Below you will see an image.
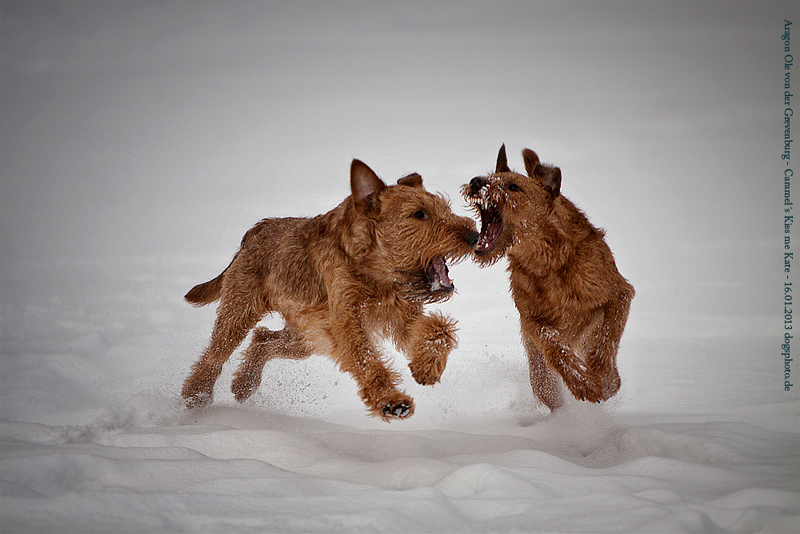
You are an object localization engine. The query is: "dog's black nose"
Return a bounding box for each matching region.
[465,231,480,247]
[470,177,486,193]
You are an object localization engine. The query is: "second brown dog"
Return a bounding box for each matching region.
[182,159,479,421]
[463,145,634,411]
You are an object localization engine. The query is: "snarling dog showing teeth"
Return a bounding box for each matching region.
[465,177,506,257]
[183,159,479,421]
[462,145,635,412]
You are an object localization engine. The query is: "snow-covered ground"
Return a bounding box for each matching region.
[1,2,797,533]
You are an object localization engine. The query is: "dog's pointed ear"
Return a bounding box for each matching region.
[351,159,386,213]
[397,173,423,188]
[522,149,540,178]
[495,144,510,173]
[540,166,562,199]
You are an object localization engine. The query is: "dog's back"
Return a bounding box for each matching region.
[184,217,309,307]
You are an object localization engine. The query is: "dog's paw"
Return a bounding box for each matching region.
[371,394,415,421]
[184,390,213,410]
[600,371,621,401]
[382,401,413,419]
[231,376,258,403]
[231,365,263,403]
[564,372,606,403]
[407,312,457,385]
[182,377,214,409]
[548,344,606,403]
[556,358,604,403]
[409,351,448,385]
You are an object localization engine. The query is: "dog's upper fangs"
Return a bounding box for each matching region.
[469,196,503,254]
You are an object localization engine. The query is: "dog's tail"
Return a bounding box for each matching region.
[184,272,224,306]
[184,253,239,306]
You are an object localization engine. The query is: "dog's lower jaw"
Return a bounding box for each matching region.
[475,217,503,254]
[396,257,457,304]
[426,255,452,292]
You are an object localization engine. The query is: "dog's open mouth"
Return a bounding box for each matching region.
[398,256,455,303]
[469,195,504,254]
[426,255,453,293]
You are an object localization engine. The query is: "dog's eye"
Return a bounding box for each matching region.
[508,183,521,192]
[412,210,428,220]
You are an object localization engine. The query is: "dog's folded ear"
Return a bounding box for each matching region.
[540,166,562,199]
[495,144,511,173]
[397,173,423,188]
[351,159,387,213]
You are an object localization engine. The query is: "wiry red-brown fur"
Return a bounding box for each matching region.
[182,159,478,421]
[462,145,634,411]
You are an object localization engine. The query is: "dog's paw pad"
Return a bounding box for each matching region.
[382,402,411,418]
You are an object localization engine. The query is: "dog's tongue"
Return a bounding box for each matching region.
[427,256,452,292]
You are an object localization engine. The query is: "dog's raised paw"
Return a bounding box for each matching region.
[408,350,448,386]
[382,401,412,419]
[410,368,438,386]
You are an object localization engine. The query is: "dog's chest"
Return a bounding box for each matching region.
[507,261,588,324]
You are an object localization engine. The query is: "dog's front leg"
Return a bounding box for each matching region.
[523,335,564,411]
[584,291,633,401]
[330,311,414,421]
[530,323,605,404]
[403,312,458,386]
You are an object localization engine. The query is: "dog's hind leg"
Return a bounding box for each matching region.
[182,298,262,408]
[231,326,312,402]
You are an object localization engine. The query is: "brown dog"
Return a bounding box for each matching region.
[462,145,634,411]
[182,159,479,420]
